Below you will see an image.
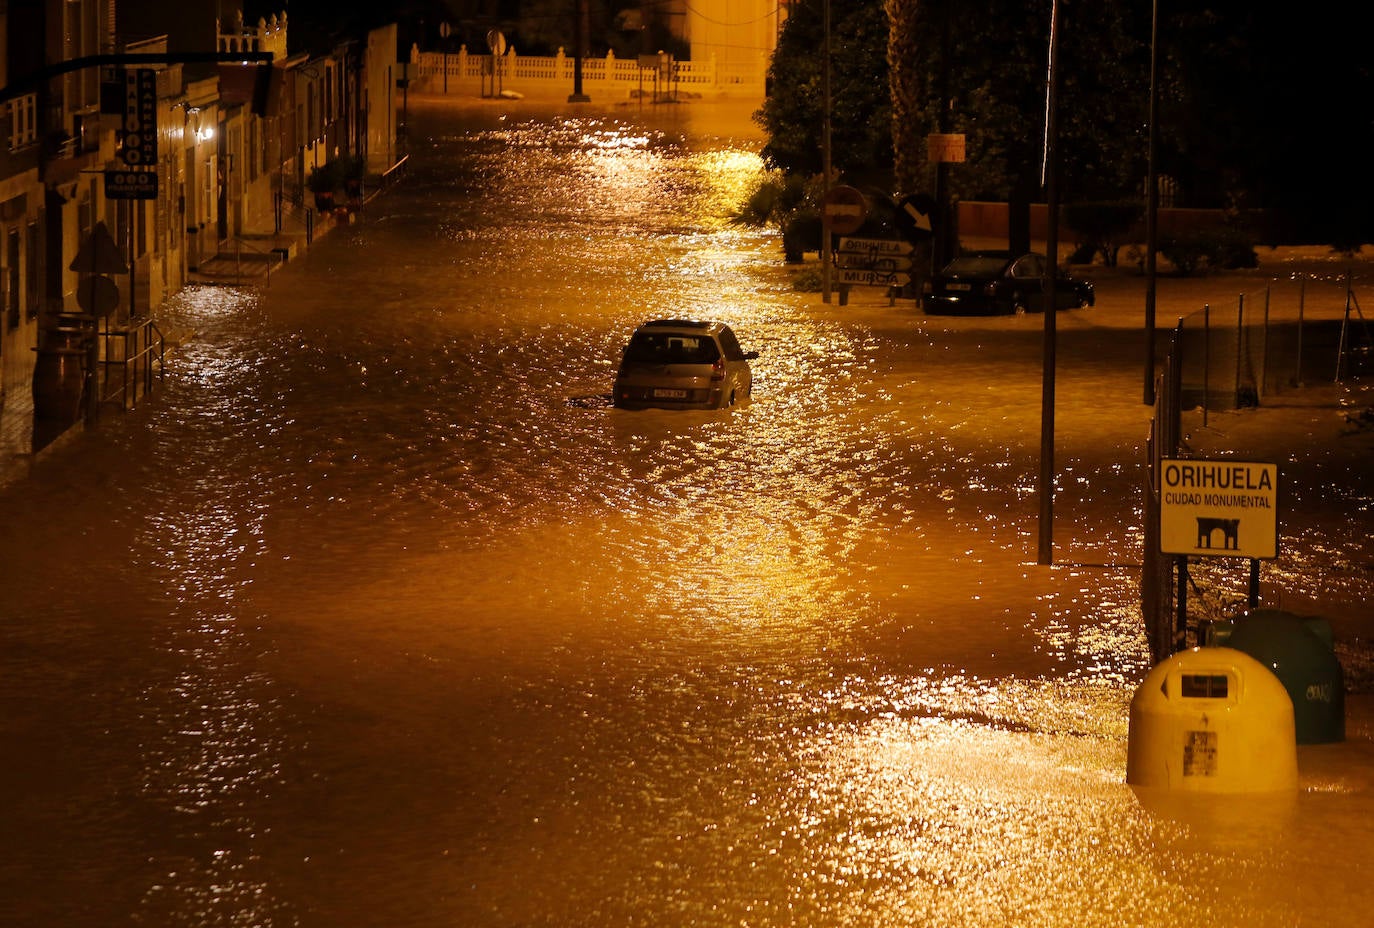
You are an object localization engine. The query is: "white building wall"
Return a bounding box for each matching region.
[685,0,779,92]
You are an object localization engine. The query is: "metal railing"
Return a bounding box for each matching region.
[98,316,166,411]
[1176,271,1371,425]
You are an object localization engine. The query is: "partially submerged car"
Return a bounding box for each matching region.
[613,319,757,410]
[922,251,1094,315]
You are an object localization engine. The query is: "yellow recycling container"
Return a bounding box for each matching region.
[1127,647,1296,793]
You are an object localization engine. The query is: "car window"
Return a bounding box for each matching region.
[1011,255,1043,279]
[717,327,745,361]
[624,332,721,364]
[944,256,1010,276]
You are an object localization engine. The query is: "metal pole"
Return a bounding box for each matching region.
[1143,0,1160,404]
[821,0,832,303]
[1260,287,1270,400]
[1296,275,1306,386]
[569,1,590,102]
[1176,555,1189,653]
[1037,0,1061,566]
[1202,304,1210,429]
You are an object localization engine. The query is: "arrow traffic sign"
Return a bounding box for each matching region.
[836,268,910,288]
[837,236,914,256]
[835,253,913,273]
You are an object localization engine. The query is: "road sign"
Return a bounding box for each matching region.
[836,254,912,272]
[897,194,935,240]
[836,268,910,288]
[823,185,867,235]
[77,275,120,317]
[1159,459,1280,559]
[836,237,914,285]
[837,236,914,256]
[70,222,129,274]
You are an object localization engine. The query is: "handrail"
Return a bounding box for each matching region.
[97,315,166,410]
[221,235,280,286]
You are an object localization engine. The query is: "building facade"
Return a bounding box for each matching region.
[0,1,397,440]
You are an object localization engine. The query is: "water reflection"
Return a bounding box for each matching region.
[1,100,1371,928]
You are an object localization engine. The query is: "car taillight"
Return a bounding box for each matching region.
[711,358,725,382]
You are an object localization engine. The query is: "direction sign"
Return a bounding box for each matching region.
[836,268,910,288]
[836,237,915,284]
[836,254,912,273]
[1159,459,1280,559]
[897,194,935,240]
[837,236,914,256]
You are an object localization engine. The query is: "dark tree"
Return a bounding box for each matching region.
[754,0,893,185]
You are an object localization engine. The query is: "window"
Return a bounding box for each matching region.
[26,223,39,321]
[5,229,18,330]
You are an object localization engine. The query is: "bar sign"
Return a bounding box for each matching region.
[119,69,158,166]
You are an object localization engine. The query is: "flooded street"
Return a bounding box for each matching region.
[2,98,1372,927]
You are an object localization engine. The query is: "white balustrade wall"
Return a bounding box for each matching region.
[406,45,766,98]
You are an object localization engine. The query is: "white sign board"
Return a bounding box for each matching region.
[836,268,910,288]
[1159,459,1279,559]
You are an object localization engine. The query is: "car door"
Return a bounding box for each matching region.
[1008,254,1047,311]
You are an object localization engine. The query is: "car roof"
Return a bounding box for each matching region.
[635,319,724,334]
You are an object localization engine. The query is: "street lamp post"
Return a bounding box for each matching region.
[1144,0,1161,404]
[821,0,833,303]
[1037,0,1062,566]
[569,0,591,102]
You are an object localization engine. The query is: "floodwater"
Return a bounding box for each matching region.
[2,97,1372,927]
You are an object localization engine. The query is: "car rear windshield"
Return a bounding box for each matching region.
[943,255,1010,276]
[624,332,721,364]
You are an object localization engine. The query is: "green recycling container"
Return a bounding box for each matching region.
[1222,609,1345,744]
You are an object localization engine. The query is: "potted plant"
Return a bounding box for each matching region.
[340,154,366,202]
[307,160,341,211]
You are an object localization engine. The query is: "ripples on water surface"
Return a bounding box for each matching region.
[1,99,1371,927]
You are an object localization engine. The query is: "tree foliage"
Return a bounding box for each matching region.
[754,1,893,184]
[755,0,1372,247]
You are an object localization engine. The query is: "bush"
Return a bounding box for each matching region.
[1064,201,1143,267]
[791,267,823,291]
[1158,228,1259,276]
[781,211,822,263]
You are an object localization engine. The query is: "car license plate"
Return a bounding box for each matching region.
[948,283,971,291]
[653,388,687,398]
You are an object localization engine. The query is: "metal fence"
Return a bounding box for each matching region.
[1141,270,1371,661]
[1176,272,1372,424]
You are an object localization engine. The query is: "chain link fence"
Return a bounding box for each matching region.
[1142,270,1371,663]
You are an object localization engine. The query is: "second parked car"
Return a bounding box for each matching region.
[922,251,1094,315]
[613,319,757,410]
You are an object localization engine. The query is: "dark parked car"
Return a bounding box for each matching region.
[922,251,1094,315]
[613,319,758,410]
